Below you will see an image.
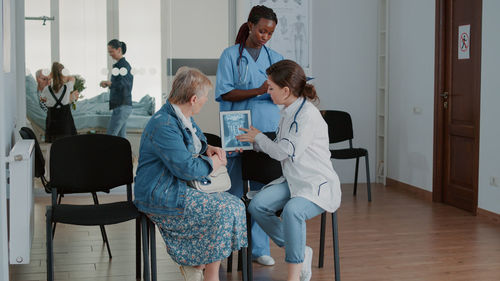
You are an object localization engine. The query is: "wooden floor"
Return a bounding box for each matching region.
[10,183,500,281]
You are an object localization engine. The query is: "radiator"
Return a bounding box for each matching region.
[8,139,35,264]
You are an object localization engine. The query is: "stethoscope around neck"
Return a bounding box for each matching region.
[237,45,272,84]
[275,98,307,162]
[288,98,307,134]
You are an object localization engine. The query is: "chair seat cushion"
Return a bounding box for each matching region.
[52,201,140,226]
[330,148,367,159]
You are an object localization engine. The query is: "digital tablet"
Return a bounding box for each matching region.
[220,110,253,151]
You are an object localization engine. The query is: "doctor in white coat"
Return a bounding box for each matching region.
[237,60,341,281]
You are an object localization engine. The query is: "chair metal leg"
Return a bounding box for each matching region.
[237,249,243,271]
[241,247,248,281]
[51,223,57,239]
[100,225,112,258]
[149,218,157,281]
[136,218,142,280]
[91,193,103,244]
[353,157,360,196]
[46,207,54,281]
[244,197,253,281]
[92,192,113,258]
[141,216,151,281]
[332,212,340,281]
[318,212,326,268]
[51,194,63,239]
[364,153,372,202]
[227,252,233,272]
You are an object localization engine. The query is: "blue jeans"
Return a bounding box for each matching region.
[107,105,132,138]
[227,156,271,259]
[248,181,324,264]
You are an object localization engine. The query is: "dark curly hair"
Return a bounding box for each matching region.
[235,6,277,65]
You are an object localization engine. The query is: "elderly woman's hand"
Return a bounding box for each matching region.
[206,145,226,163]
[209,153,227,173]
[236,126,261,143]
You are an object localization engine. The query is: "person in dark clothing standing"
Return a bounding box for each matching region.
[100,39,134,138]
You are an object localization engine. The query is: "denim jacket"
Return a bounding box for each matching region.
[134,101,213,215]
[109,57,133,110]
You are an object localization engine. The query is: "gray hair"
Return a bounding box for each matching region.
[35,69,42,78]
[168,67,212,104]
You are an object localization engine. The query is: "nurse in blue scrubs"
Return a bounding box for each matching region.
[215,5,283,266]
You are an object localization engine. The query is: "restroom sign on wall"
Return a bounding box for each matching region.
[458,24,470,60]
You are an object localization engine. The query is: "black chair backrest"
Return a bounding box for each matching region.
[204,132,222,147]
[49,134,133,194]
[241,150,282,184]
[19,127,46,179]
[321,110,354,144]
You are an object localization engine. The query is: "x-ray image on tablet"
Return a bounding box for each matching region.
[220,110,253,151]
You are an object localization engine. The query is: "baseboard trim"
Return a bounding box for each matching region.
[477,208,500,223]
[386,179,500,222]
[386,177,433,201]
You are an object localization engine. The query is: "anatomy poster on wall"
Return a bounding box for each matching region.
[247,0,310,72]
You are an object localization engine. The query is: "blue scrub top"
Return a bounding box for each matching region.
[215,44,283,133]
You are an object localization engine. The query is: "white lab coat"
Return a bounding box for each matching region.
[254,97,341,213]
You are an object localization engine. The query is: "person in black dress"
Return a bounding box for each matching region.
[40,62,79,143]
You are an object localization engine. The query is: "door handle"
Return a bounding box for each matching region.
[440,92,449,109]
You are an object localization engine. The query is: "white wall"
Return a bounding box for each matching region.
[312,0,378,183]
[478,0,500,214]
[164,0,229,136]
[387,0,435,191]
[1,0,24,278]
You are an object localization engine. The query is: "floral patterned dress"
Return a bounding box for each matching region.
[149,188,248,266]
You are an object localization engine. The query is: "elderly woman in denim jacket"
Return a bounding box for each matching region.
[134,67,247,281]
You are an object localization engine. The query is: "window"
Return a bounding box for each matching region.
[25,0,51,77]
[59,0,107,100]
[119,0,161,110]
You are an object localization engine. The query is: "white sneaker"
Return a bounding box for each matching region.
[179,265,203,281]
[254,255,276,266]
[300,246,313,281]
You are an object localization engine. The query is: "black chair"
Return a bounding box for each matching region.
[318,211,341,281]
[321,110,372,201]
[45,134,149,281]
[142,216,157,281]
[19,127,113,257]
[204,132,222,148]
[238,148,283,281]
